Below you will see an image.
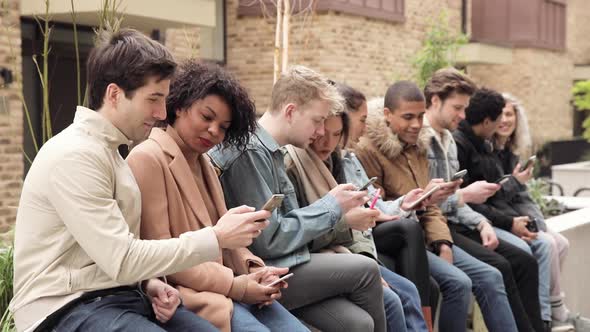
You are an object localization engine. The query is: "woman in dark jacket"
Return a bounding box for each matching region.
[453,88,550,330]
[493,93,575,326]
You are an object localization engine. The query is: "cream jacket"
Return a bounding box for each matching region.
[10,107,221,331]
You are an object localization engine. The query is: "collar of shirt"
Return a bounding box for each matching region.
[74,106,132,149]
[255,125,281,153]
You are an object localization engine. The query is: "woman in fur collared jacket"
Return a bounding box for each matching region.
[493,93,575,326]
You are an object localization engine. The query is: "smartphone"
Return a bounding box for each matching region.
[520,155,537,172]
[526,218,539,233]
[358,177,378,191]
[406,185,441,210]
[495,174,512,185]
[261,194,285,212]
[450,169,468,181]
[266,273,294,287]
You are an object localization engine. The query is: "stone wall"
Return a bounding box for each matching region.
[0,0,23,237]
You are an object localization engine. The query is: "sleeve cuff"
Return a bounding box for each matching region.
[179,226,222,264]
[227,275,249,301]
[319,193,344,227]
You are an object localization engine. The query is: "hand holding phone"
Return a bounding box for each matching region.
[406,185,441,210]
[520,155,537,172]
[266,273,294,287]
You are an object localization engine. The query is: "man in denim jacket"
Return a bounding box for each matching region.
[209,66,387,332]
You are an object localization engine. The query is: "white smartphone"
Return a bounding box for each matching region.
[450,169,468,181]
[495,174,512,185]
[261,194,285,212]
[266,273,294,287]
[520,155,537,172]
[406,185,441,210]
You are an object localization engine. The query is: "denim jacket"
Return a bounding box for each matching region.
[423,118,486,230]
[208,126,343,268]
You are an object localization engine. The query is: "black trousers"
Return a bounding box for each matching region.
[450,223,544,332]
[372,219,433,307]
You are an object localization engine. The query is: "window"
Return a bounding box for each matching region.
[238,0,405,22]
[470,0,566,51]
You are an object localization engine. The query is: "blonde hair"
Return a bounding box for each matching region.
[270,65,344,114]
[497,93,532,156]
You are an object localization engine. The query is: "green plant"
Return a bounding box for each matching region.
[572,80,590,142]
[527,178,566,217]
[0,246,14,332]
[412,12,468,88]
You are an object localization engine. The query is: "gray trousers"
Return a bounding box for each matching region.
[279,253,386,332]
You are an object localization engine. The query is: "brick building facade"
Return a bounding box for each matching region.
[0,0,23,235]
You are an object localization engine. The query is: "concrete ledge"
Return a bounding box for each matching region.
[20,0,216,30]
[546,208,590,316]
[456,43,513,65]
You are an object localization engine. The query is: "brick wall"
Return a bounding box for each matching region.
[567,0,590,65]
[226,0,463,112]
[467,48,574,149]
[0,0,23,237]
[165,27,200,62]
[224,0,588,148]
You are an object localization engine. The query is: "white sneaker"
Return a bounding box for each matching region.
[572,314,590,332]
[553,313,590,332]
[551,322,574,332]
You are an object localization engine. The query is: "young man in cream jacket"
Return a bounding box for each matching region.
[9,29,270,332]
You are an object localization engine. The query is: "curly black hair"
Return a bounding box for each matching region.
[165,60,257,151]
[465,88,505,125]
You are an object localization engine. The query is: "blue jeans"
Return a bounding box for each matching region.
[379,266,428,332]
[53,289,218,331]
[495,227,552,321]
[232,301,309,332]
[428,245,517,332]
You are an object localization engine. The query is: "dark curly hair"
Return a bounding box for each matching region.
[465,88,505,125]
[165,60,257,151]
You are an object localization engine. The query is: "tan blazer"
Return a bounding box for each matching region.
[127,127,264,332]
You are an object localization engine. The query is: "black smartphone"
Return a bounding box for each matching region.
[450,169,468,181]
[526,218,539,233]
[358,177,378,191]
